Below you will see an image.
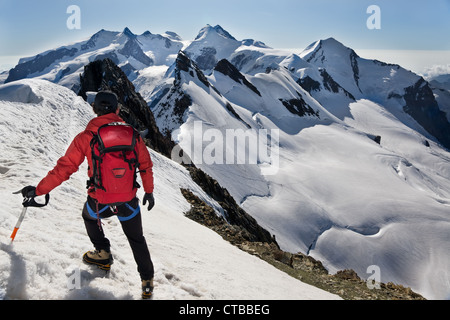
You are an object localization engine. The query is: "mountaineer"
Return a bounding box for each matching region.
[20,91,156,299]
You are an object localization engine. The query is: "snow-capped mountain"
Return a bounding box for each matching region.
[300,38,450,150]
[2,25,450,300]
[182,24,270,72]
[4,27,185,92]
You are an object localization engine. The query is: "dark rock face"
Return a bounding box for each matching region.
[297,76,321,93]
[181,170,276,245]
[319,69,355,100]
[230,51,264,71]
[214,59,261,96]
[118,39,153,67]
[150,86,192,136]
[279,96,320,118]
[151,51,227,134]
[403,78,450,150]
[225,102,251,128]
[195,47,218,71]
[296,70,355,102]
[150,52,196,134]
[78,58,173,157]
[176,51,211,89]
[349,51,361,93]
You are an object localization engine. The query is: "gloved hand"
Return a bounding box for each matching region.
[143,193,155,211]
[21,186,37,198]
[16,186,50,208]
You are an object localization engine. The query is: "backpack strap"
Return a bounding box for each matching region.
[88,133,106,192]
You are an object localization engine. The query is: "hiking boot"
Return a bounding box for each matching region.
[83,249,113,271]
[142,279,154,299]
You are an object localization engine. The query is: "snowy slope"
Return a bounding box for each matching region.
[242,100,450,299]
[149,47,450,300]
[0,79,339,300]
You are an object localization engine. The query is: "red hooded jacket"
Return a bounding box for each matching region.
[36,113,154,198]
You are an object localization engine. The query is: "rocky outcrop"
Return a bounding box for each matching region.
[237,242,426,300]
[150,51,225,135]
[279,96,320,118]
[319,68,356,100]
[297,76,321,93]
[403,77,450,150]
[195,47,218,71]
[175,51,211,89]
[183,169,276,245]
[182,188,258,245]
[149,53,196,135]
[214,59,261,96]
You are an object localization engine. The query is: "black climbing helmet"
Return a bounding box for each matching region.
[93,91,118,115]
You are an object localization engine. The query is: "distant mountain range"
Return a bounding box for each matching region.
[4,25,449,150]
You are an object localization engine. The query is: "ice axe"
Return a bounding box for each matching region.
[10,188,50,243]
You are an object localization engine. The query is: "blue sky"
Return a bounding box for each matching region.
[0,0,449,73]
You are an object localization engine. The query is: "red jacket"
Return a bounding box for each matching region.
[36,113,154,198]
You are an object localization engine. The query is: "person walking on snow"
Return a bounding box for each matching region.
[20,91,156,299]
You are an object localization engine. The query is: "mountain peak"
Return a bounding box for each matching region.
[164,31,182,41]
[320,38,358,56]
[122,27,137,39]
[301,37,359,63]
[320,37,343,46]
[195,24,236,41]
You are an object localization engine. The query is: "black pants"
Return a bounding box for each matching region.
[82,196,154,280]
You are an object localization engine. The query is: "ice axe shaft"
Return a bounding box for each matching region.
[10,188,49,243]
[10,206,27,243]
